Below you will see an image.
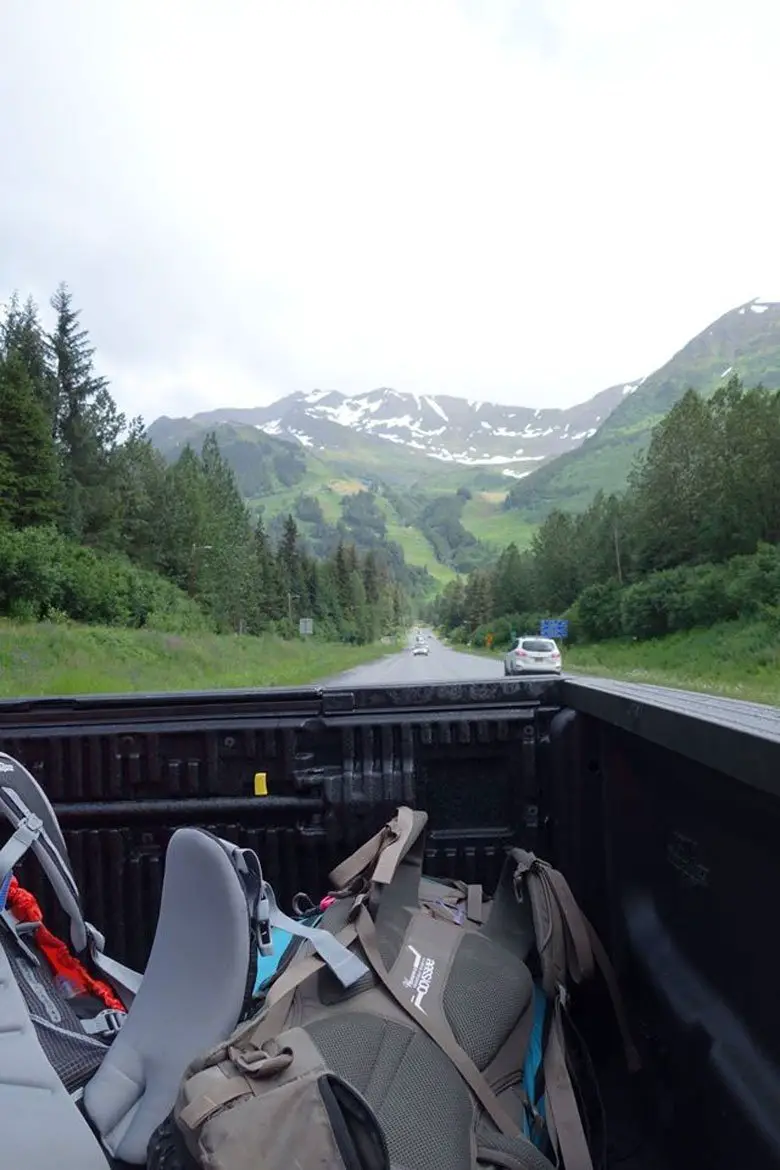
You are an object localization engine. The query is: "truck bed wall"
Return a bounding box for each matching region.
[1,678,779,1169]
[552,694,780,1170]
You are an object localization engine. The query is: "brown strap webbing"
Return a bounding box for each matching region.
[371,807,427,886]
[420,884,484,926]
[466,883,485,924]
[328,826,393,892]
[544,867,594,984]
[582,916,641,1072]
[543,997,595,1170]
[328,807,427,893]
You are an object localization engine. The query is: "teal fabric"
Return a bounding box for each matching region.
[253,913,322,996]
[523,983,548,1142]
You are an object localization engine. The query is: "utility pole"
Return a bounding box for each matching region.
[613,524,623,585]
[190,544,213,596]
[287,591,298,623]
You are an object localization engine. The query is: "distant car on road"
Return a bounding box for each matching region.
[412,635,429,656]
[504,636,561,675]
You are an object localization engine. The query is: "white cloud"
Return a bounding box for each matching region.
[1,0,779,425]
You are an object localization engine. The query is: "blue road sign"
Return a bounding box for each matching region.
[540,619,568,639]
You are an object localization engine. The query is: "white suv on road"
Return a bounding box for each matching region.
[504,636,561,675]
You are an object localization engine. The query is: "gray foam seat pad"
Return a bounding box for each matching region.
[83,827,252,1165]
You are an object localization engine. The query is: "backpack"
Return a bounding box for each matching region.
[0,749,341,1168]
[170,806,640,1170]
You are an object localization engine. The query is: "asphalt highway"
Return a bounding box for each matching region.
[325,630,526,686]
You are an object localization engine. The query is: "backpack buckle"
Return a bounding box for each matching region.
[82,1008,127,1040]
[0,909,42,965]
[527,1104,548,1149]
[348,890,369,921]
[254,888,273,957]
[233,849,274,958]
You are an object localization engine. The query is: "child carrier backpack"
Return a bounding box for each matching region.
[167,806,640,1170]
[0,750,359,1168]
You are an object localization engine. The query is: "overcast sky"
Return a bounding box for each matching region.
[1,0,778,425]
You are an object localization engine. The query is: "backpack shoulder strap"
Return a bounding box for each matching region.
[0,781,87,954]
[327,824,391,892]
[510,849,640,1070]
[543,993,595,1170]
[0,752,72,870]
[0,755,143,1006]
[510,849,593,994]
[499,849,643,1170]
[328,806,428,896]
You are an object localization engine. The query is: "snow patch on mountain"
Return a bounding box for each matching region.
[739,298,780,317]
[426,396,448,422]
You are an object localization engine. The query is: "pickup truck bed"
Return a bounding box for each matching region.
[3,674,779,1169]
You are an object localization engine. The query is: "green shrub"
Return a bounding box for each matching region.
[620,575,676,639]
[725,543,780,615]
[607,545,780,641]
[0,525,208,633]
[576,580,623,641]
[663,564,732,630]
[448,625,470,644]
[0,525,61,613]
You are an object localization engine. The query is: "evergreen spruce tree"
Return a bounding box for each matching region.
[0,351,59,527]
[48,283,125,542]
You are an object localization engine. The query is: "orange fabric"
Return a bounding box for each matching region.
[7,877,125,1012]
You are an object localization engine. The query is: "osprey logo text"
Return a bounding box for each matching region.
[402,944,436,1015]
[0,762,14,772]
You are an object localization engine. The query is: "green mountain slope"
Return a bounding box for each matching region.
[460,492,536,550]
[149,419,320,497]
[150,418,517,584]
[507,299,780,518]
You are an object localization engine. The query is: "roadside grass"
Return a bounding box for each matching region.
[448,618,780,706]
[564,619,780,705]
[0,619,392,698]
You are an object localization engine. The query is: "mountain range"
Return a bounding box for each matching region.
[149,381,631,481]
[147,297,780,583]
